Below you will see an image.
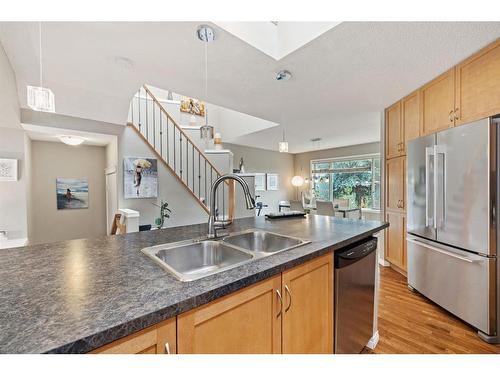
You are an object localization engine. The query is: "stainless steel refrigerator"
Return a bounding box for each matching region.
[406,116,500,343]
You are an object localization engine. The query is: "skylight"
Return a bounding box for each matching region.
[214,22,341,60]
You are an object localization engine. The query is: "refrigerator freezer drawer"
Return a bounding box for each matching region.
[407,236,495,335]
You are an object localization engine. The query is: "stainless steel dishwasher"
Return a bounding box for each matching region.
[334,236,377,353]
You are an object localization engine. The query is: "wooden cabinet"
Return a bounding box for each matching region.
[91,317,176,354]
[386,156,405,212]
[385,101,404,159]
[177,275,282,354]
[421,69,455,135]
[282,253,333,354]
[402,91,420,143]
[385,211,406,271]
[177,252,333,354]
[455,39,500,125]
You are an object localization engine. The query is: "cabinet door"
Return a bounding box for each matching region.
[177,275,282,354]
[91,318,176,354]
[421,69,455,135]
[385,211,406,270]
[386,156,405,212]
[455,40,500,125]
[282,253,333,354]
[385,101,403,159]
[403,91,420,143]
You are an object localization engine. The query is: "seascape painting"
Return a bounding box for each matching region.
[56,178,89,209]
[124,157,158,199]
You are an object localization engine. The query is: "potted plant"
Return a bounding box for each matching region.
[152,200,172,229]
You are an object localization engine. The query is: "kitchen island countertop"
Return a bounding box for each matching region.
[0,215,387,353]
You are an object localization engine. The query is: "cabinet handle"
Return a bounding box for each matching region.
[165,342,171,354]
[449,110,454,122]
[454,108,459,120]
[276,289,283,318]
[284,285,292,312]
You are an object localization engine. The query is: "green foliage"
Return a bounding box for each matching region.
[152,200,172,229]
[312,158,380,209]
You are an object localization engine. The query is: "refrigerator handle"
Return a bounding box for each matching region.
[435,145,446,229]
[425,146,434,227]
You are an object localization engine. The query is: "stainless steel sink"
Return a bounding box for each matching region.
[141,240,254,282]
[223,230,309,254]
[141,229,309,282]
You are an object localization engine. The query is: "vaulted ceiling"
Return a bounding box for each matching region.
[1,22,499,153]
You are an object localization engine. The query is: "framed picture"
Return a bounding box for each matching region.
[124,157,158,199]
[0,158,18,181]
[56,178,89,209]
[254,173,266,191]
[180,97,206,117]
[266,173,279,191]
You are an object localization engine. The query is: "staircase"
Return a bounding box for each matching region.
[127,85,234,220]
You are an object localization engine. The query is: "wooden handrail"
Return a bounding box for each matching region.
[142,84,226,178]
[128,123,210,214]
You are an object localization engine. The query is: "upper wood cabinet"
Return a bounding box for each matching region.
[455,39,500,125]
[177,275,282,354]
[385,211,406,271]
[421,69,455,135]
[385,101,404,159]
[386,156,405,212]
[282,253,333,354]
[91,317,176,354]
[402,91,420,143]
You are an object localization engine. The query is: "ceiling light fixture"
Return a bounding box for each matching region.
[278,129,289,153]
[59,135,85,146]
[197,25,216,147]
[27,22,55,113]
[276,70,292,81]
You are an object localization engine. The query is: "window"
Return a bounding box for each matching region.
[311,155,381,210]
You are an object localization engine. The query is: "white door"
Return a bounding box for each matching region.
[105,167,118,235]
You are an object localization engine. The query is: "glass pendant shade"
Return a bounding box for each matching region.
[27,85,55,113]
[278,140,289,153]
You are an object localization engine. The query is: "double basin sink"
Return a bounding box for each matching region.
[141,229,310,282]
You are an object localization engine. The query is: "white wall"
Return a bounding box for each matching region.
[224,143,294,215]
[30,141,107,244]
[0,42,28,241]
[117,126,208,228]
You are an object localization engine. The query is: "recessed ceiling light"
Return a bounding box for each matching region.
[197,25,216,43]
[59,135,85,146]
[276,70,292,81]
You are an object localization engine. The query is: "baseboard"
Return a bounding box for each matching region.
[378,258,390,267]
[390,263,407,277]
[366,331,379,350]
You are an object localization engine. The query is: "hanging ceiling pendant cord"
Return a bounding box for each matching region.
[39,21,43,88]
[204,40,208,126]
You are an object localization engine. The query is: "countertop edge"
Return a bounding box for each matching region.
[44,224,387,354]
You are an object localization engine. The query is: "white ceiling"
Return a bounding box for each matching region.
[1,22,499,153]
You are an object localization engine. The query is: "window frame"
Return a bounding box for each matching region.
[310,153,381,210]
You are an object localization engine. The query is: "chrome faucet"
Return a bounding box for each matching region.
[207,174,255,238]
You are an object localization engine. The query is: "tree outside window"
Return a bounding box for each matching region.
[311,156,380,210]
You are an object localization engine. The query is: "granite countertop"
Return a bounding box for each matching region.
[0,215,387,354]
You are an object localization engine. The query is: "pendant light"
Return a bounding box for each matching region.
[276,70,291,153]
[27,22,55,113]
[198,25,215,146]
[278,129,289,153]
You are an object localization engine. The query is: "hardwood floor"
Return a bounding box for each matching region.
[369,266,500,354]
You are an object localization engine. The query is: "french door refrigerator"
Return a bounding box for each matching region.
[406,116,500,343]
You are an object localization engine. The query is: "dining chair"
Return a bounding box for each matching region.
[315,200,335,216]
[289,200,304,212]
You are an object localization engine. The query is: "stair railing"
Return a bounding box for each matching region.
[128,85,234,221]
